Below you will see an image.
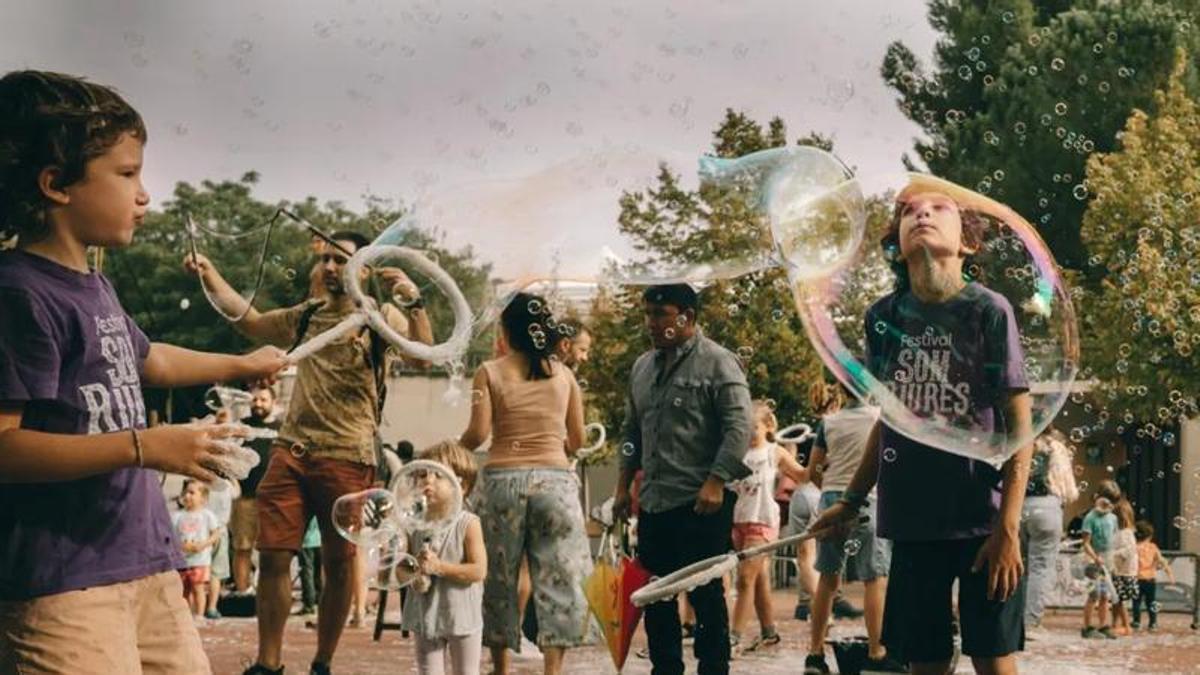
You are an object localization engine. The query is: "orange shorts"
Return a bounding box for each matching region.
[255,445,375,561]
[732,522,778,551]
[178,566,210,597]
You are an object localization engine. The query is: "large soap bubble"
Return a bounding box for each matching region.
[790,171,1079,466]
[389,459,464,534]
[698,146,862,281]
[361,532,422,591]
[331,487,399,547]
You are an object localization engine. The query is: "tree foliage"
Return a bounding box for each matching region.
[884,0,1200,269]
[1077,48,1200,430]
[582,111,862,463]
[107,173,495,370]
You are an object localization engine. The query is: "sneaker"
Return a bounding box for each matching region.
[744,631,781,653]
[203,609,221,620]
[1098,626,1118,639]
[1131,620,1141,630]
[831,597,864,619]
[794,603,811,621]
[1081,626,1099,639]
[296,605,317,616]
[242,665,285,675]
[309,662,331,675]
[862,653,907,673]
[1025,625,1049,642]
[1148,623,1159,633]
[803,654,831,674]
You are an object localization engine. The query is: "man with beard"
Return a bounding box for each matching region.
[614,283,752,675]
[184,231,433,675]
[231,385,279,594]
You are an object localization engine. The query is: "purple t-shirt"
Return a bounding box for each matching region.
[865,282,1028,542]
[0,250,182,600]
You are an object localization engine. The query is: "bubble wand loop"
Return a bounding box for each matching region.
[184,211,284,323]
[630,515,869,607]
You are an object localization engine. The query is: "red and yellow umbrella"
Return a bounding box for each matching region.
[583,523,652,672]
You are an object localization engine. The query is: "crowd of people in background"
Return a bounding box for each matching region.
[0,69,1189,675]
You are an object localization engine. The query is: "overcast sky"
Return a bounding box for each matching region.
[3,0,938,278]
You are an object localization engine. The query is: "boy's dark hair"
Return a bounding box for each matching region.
[0,71,147,243]
[328,230,371,253]
[1135,520,1155,542]
[642,283,699,314]
[396,440,415,462]
[881,196,989,292]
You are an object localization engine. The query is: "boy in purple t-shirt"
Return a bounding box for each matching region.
[811,188,1033,675]
[0,71,285,673]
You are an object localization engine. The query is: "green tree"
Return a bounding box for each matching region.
[107,173,495,370]
[1077,48,1200,429]
[581,112,865,463]
[883,0,1200,268]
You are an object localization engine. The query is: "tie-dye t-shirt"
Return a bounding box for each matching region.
[865,282,1028,542]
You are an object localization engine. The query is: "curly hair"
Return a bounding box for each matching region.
[807,380,845,416]
[880,195,990,292]
[0,70,147,244]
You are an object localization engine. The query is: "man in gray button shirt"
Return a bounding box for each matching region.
[613,283,752,675]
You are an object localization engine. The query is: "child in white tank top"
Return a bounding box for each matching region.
[729,401,809,654]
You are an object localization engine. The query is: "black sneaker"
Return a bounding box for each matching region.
[863,653,907,673]
[309,662,331,675]
[794,603,811,620]
[242,665,284,675]
[1131,620,1141,630]
[803,654,831,674]
[831,597,864,619]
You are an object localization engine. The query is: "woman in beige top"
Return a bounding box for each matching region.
[460,292,592,675]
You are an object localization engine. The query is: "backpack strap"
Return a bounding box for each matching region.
[287,300,326,354]
[364,325,389,423]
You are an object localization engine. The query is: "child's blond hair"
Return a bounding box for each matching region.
[420,440,478,496]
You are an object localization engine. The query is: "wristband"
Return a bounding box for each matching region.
[130,428,145,467]
[396,293,424,310]
[838,489,868,510]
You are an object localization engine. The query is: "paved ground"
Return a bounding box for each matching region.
[200,585,1200,674]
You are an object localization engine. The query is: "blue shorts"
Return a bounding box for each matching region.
[780,482,821,537]
[814,491,890,582]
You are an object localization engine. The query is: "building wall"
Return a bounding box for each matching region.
[1183,417,1200,555]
